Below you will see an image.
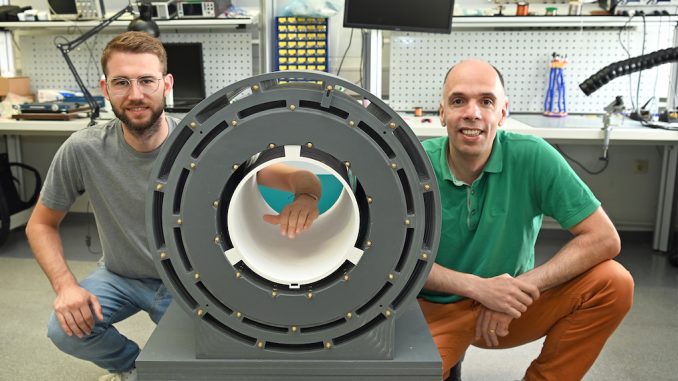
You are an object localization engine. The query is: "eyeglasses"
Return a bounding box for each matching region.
[107,76,164,96]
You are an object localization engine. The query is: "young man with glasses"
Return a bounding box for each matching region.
[26,31,321,381]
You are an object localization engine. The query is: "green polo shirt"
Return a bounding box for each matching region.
[420,130,600,304]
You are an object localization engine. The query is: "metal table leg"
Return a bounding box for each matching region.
[653,144,677,252]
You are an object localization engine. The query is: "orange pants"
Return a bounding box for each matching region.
[418,260,634,381]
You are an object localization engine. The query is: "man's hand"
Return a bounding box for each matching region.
[475,306,513,347]
[263,194,319,238]
[53,284,103,338]
[472,274,540,319]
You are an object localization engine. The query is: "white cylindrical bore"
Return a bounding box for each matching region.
[226,145,362,288]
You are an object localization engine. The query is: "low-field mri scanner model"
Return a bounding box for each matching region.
[141,71,443,380]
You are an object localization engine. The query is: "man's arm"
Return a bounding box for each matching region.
[424,264,540,319]
[476,207,620,347]
[26,200,103,337]
[517,206,620,292]
[258,164,322,238]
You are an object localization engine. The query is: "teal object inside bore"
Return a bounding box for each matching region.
[258,174,344,214]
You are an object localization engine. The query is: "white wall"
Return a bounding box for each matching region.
[10,0,678,229]
[553,144,663,231]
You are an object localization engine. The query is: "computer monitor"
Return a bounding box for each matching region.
[47,0,78,20]
[163,42,206,112]
[343,0,454,34]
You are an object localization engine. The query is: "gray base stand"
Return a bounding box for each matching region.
[137,302,442,381]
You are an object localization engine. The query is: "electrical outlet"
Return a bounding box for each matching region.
[634,159,649,174]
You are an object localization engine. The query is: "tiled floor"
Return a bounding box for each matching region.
[463,231,678,381]
[1,214,676,380]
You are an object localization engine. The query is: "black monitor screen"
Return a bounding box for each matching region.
[163,42,206,102]
[344,0,454,34]
[48,0,77,15]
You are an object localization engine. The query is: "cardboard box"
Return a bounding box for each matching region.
[0,76,31,97]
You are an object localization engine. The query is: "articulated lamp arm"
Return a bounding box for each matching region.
[55,4,161,126]
[55,6,133,126]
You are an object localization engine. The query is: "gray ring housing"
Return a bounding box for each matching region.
[147,71,441,356]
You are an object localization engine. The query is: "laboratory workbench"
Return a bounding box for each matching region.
[2,113,676,251]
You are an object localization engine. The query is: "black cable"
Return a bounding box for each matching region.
[650,15,662,114]
[555,144,609,175]
[336,28,354,78]
[579,47,678,96]
[357,29,364,87]
[53,35,69,47]
[85,34,101,92]
[71,24,101,95]
[10,32,21,53]
[635,14,646,113]
[618,15,636,111]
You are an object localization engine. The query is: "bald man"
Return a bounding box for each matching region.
[417,59,634,381]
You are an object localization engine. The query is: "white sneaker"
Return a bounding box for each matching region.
[98,368,137,381]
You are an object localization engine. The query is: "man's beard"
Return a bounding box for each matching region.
[112,98,165,138]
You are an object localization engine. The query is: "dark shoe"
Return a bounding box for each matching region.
[444,361,462,381]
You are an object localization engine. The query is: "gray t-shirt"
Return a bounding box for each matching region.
[41,116,178,279]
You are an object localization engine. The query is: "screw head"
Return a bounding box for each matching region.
[160,252,167,259]
[190,162,197,169]
[235,271,242,278]
[307,292,313,299]
[289,104,296,111]
[257,341,264,348]
[346,312,353,319]
[212,200,219,208]
[231,120,238,127]
[388,122,396,129]
[344,161,351,168]
[366,240,372,247]
[272,291,278,297]
[252,84,260,91]
[325,342,332,349]
[236,311,242,318]
[194,273,200,280]
[197,308,205,316]
[385,310,392,317]
[306,142,313,148]
[268,143,276,149]
[189,122,197,129]
[291,326,298,332]
[388,273,394,280]
[421,253,429,260]
[177,218,182,225]
[343,274,349,281]
[405,219,411,225]
[348,120,355,127]
[326,85,333,91]
[367,196,373,204]
[232,164,239,170]
[390,163,397,169]
[155,183,164,191]
[424,184,431,191]
[214,236,221,244]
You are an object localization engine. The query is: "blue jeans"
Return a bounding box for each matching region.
[47,265,172,372]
